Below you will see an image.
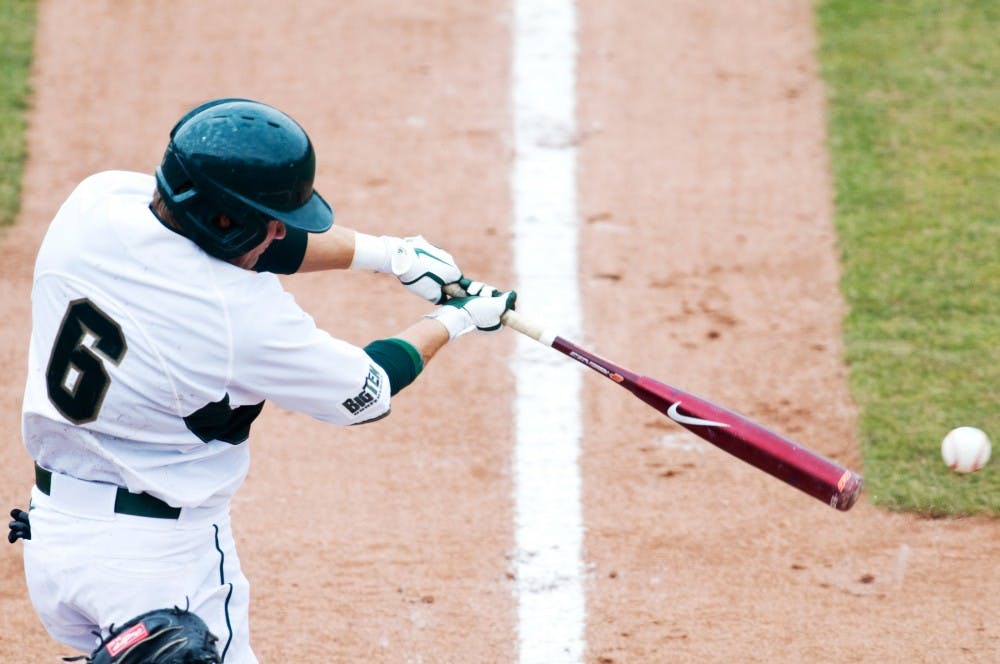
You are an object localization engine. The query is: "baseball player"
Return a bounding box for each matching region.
[10,98,515,662]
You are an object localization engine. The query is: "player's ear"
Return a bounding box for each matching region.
[271,220,287,240]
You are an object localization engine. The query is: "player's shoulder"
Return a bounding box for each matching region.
[71,170,154,201]
[59,170,154,220]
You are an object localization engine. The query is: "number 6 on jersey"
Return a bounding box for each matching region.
[45,298,127,424]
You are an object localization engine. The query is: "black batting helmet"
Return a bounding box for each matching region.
[154,98,333,260]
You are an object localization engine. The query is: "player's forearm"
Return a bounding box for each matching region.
[391,318,451,366]
[362,319,449,398]
[296,229,455,294]
[296,226,422,274]
[295,225,360,272]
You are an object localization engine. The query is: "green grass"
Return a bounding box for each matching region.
[0,0,36,227]
[816,0,999,516]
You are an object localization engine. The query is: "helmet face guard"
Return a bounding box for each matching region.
[155,98,333,260]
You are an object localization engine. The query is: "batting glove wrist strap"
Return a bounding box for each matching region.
[425,304,474,341]
[350,232,397,273]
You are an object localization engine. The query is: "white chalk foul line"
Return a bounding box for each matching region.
[512,2,585,663]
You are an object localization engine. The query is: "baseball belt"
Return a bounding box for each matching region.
[34,463,182,520]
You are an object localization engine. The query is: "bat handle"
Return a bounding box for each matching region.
[500,309,549,343]
[442,283,551,345]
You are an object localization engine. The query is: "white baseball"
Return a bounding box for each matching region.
[941,427,991,474]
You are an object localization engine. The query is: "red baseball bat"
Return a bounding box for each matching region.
[448,285,863,511]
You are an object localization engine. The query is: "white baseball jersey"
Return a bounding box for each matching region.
[23,170,390,508]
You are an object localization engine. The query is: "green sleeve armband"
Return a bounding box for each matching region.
[363,338,424,395]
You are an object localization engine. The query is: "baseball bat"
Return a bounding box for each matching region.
[445,284,863,511]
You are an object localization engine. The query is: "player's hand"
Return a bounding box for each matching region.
[391,236,462,304]
[425,289,517,340]
[446,276,504,299]
[7,508,30,543]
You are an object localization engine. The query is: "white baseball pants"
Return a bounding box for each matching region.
[22,477,256,663]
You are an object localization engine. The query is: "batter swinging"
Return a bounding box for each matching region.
[10,98,514,662]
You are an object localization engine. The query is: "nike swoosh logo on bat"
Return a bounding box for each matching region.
[667,402,729,428]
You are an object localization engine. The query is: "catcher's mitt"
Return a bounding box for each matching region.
[67,606,221,664]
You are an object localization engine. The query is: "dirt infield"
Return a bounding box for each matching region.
[1,1,996,662]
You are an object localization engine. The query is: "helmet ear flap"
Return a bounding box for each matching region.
[155,150,270,260]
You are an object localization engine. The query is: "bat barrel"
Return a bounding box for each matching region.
[630,376,864,511]
[498,318,864,511]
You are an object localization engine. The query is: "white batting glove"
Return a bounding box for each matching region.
[426,290,517,341]
[447,277,504,298]
[391,236,463,304]
[352,233,461,304]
